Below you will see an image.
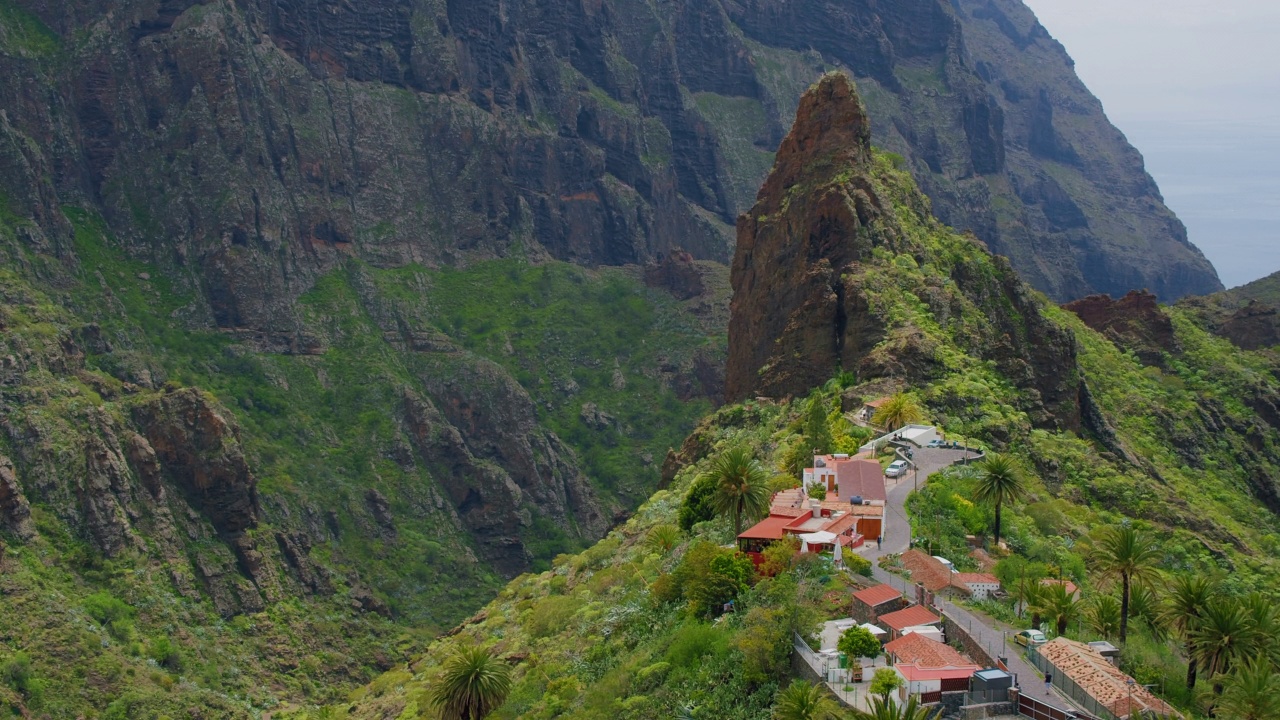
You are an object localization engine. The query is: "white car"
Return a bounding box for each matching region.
[885,460,909,478]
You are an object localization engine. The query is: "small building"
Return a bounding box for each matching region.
[803,454,887,504]
[1041,578,1081,599]
[878,604,942,640]
[862,397,892,423]
[885,632,980,698]
[1038,638,1182,718]
[901,550,954,593]
[852,584,906,624]
[952,572,1001,600]
[969,668,1014,702]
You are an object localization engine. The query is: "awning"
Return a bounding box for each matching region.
[798,531,838,545]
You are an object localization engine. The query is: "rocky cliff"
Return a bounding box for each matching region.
[0,0,1217,340]
[726,73,1079,432]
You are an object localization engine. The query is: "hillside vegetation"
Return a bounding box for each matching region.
[0,205,726,716]
[313,77,1280,720]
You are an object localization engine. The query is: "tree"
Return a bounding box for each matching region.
[838,625,882,662]
[852,696,942,720]
[870,667,904,702]
[1084,595,1122,639]
[804,396,835,455]
[1091,524,1162,643]
[1158,573,1218,691]
[1192,597,1264,696]
[1215,655,1280,720]
[995,556,1047,619]
[773,680,841,720]
[701,447,772,535]
[673,541,756,618]
[645,524,681,554]
[678,473,719,531]
[430,646,513,720]
[971,453,1026,549]
[759,535,801,578]
[871,393,926,431]
[1035,583,1080,637]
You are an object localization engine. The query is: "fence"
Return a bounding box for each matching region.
[1025,645,1118,720]
[1017,692,1088,720]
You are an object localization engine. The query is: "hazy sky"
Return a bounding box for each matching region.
[1021,0,1280,289]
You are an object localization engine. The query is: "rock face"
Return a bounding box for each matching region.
[0,0,1217,336]
[726,73,1079,429]
[1216,302,1280,351]
[1063,291,1179,364]
[0,456,34,540]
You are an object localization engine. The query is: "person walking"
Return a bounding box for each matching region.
[876,534,882,549]
[1044,673,1052,696]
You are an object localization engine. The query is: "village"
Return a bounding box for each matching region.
[733,397,1183,720]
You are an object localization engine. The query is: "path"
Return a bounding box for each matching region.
[848,446,1075,713]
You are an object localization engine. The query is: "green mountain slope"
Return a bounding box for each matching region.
[0,206,726,716]
[321,74,1279,720]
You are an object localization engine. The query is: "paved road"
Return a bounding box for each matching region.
[850,447,1075,713]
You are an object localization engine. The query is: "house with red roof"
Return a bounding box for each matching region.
[884,633,981,698]
[878,604,941,640]
[952,572,1001,600]
[851,584,906,624]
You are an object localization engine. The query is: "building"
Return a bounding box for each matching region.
[878,604,941,640]
[1038,638,1181,718]
[884,632,981,698]
[1041,578,1080,599]
[862,397,892,423]
[851,584,906,624]
[737,488,881,559]
[899,551,1001,599]
[857,424,941,453]
[803,454,887,504]
[951,573,1001,600]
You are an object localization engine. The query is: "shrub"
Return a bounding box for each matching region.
[2,652,44,705]
[83,592,136,641]
[665,622,728,668]
[148,636,183,673]
[525,595,582,638]
[677,475,718,531]
[844,552,873,577]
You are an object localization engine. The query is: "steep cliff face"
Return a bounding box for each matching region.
[727,73,1079,431]
[0,0,1216,339]
[1063,291,1178,365]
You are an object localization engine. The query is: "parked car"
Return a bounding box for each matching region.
[926,439,944,448]
[885,460,909,478]
[1014,629,1047,647]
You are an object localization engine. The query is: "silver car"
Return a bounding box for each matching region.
[885,460,909,478]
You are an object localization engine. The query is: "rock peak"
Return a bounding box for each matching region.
[758,73,873,205]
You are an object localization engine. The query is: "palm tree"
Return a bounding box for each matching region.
[1192,597,1264,696]
[851,696,942,720]
[1127,584,1162,638]
[1091,524,1162,643]
[871,393,926,431]
[1215,654,1280,720]
[430,646,514,720]
[773,680,841,720]
[1035,583,1080,636]
[701,447,771,535]
[1085,595,1122,639]
[971,453,1027,549]
[1158,573,1218,691]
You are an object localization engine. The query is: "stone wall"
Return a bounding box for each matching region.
[940,612,999,668]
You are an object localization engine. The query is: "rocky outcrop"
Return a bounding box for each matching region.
[131,388,259,536]
[1216,302,1280,351]
[644,250,706,300]
[726,74,1080,428]
[0,456,34,540]
[1063,291,1179,365]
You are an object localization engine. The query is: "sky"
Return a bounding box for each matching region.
[1020,0,1280,289]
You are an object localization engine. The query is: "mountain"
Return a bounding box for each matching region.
[323,74,1279,720]
[1175,270,1280,351]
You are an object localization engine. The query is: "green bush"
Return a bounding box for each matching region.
[677,475,718,531]
[83,592,136,641]
[148,636,183,673]
[664,622,728,668]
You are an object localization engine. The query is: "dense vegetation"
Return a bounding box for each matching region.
[0,204,724,717]
[320,140,1280,719]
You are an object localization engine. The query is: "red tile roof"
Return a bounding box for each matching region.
[822,513,859,536]
[737,515,795,540]
[885,632,975,668]
[853,584,903,607]
[865,397,892,408]
[901,550,953,592]
[1039,638,1180,717]
[878,605,941,631]
[835,459,886,502]
[1041,578,1079,595]
[953,573,1000,588]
